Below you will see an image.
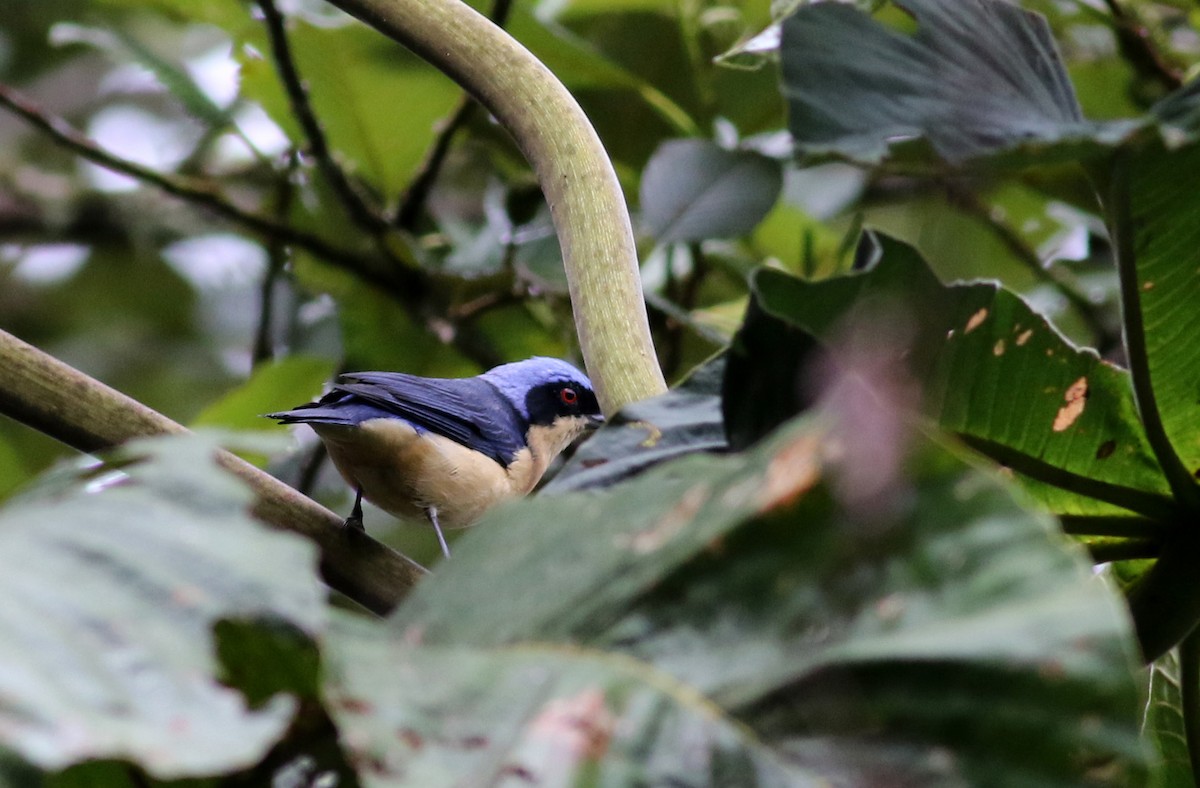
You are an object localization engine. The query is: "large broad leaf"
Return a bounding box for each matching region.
[392,416,1147,784]
[0,435,326,779]
[1121,139,1200,481]
[192,355,337,430]
[1144,650,1194,788]
[725,235,1170,522]
[544,355,727,493]
[779,0,1137,167]
[639,140,783,242]
[324,615,813,786]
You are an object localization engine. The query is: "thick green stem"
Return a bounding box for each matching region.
[0,328,424,614]
[322,0,667,415]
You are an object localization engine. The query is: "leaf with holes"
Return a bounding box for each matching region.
[724,235,1170,523]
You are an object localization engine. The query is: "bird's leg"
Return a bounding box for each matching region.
[344,488,365,531]
[427,506,450,558]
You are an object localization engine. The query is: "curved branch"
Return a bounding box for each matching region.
[0,328,424,615]
[323,0,667,414]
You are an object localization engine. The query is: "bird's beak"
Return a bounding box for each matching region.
[585,414,605,431]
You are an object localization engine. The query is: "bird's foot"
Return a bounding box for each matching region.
[345,487,366,531]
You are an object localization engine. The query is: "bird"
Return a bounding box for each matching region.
[267,357,603,557]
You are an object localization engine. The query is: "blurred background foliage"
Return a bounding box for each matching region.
[1,0,1195,560]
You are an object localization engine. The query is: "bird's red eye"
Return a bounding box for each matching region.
[559,387,578,406]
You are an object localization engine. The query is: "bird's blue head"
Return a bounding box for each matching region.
[481,357,602,429]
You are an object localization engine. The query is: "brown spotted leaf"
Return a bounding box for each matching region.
[728,234,1171,521]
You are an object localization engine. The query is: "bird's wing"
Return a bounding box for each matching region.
[270,373,527,467]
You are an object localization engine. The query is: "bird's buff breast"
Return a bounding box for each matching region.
[313,419,544,528]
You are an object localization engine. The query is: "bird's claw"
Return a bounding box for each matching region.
[343,515,365,532]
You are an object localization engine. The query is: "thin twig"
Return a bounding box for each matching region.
[257,0,392,234]
[395,0,515,229]
[0,81,430,305]
[297,442,329,497]
[1101,0,1183,95]
[254,150,300,365]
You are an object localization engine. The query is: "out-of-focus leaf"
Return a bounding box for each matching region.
[192,355,337,430]
[324,614,814,787]
[779,0,1138,167]
[238,21,461,196]
[508,6,698,136]
[1120,139,1200,480]
[726,234,1171,520]
[640,139,782,242]
[1144,650,1194,788]
[393,417,1147,784]
[545,355,726,493]
[0,434,325,779]
[49,22,231,128]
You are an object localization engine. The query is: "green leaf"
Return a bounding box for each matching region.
[324,614,813,786]
[1144,650,1195,788]
[728,235,1172,521]
[192,355,337,430]
[545,355,727,493]
[1123,140,1200,482]
[779,0,1137,167]
[392,416,1147,784]
[238,20,462,197]
[640,140,782,242]
[0,434,325,779]
[50,22,231,129]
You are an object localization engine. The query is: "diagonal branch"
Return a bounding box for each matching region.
[0,327,425,615]
[0,81,429,307]
[257,0,393,235]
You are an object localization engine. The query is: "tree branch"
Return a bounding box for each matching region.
[0,81,430,307]
[257,0,393,235]
[323,0,667,414]
[395,0,515,229]
[0,327,424,615]
[1102,0,1183,95]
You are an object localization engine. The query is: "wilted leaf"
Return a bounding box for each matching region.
[640,139,783,242]
[0,435,325,779]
